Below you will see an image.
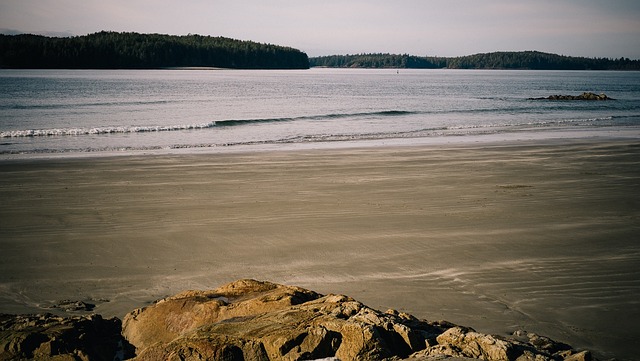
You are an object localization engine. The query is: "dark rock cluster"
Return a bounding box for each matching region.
[529,92,614,101]
[0,313,131,360]
[45,300,96,312]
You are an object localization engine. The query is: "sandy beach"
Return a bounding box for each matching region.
[1,138,639,360]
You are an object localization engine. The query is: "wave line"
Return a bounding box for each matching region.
[0,110,416,138]
[0,122,217,138]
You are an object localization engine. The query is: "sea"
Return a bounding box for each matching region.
[1,69,640,360]
[1,68,640,155]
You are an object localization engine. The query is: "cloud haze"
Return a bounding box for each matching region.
[1,0,639,58]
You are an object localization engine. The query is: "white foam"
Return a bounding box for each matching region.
[0,122,217,138]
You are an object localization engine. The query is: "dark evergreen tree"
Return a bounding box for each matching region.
[309,53,445,68]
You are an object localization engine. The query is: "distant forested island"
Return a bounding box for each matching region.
[2,31,638,71]
[0,31,309,69]
[310,51,640,70]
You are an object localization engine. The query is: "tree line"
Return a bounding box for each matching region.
[3,33,637,71]
[310,51,640,70]
[310,53,445,69]
[0,31,309,69]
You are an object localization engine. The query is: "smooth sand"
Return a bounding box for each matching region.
[1,139,639,360]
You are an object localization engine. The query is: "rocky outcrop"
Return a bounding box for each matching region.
[0,313,131,360]
[529,92,614,100]
[121,279,595,361]
[0,280,598,360]
[122,279,441,360]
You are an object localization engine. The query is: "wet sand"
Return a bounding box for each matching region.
[1,139,639,360]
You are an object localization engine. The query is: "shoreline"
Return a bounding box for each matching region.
[2,126,640,162]
[1,136,639,360]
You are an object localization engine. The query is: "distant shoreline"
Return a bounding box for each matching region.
[159,66,227,70]
[0,31,309,70]
[2,31,639,70]
[309,51,640,70]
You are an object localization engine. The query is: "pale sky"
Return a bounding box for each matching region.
[2,0,640,59]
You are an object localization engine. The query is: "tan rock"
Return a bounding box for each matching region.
[435,326,513,360]
[0,280,601,361]
[122,279,320,352]
[563,350,592,361]
[515,350,553,361]
[123,279,437,360]
[122,279,602,361]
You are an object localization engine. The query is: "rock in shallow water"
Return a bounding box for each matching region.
[529,92,614,101]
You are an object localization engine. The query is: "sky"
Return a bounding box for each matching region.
[1,0,640,59]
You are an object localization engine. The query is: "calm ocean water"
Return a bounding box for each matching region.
[1,69,640,360]
[1,68,640,154]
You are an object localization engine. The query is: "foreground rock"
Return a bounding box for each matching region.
[0,313,130,360]
[529,92,614,101]
[122,279,594,361]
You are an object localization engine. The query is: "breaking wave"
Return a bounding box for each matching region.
[0,122,218,138]
[0,110,416,138]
